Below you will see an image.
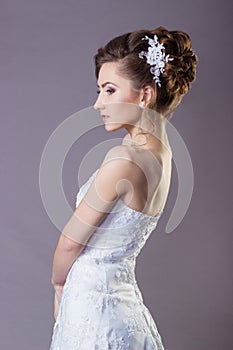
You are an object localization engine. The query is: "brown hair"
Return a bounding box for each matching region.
[94,26,198,117]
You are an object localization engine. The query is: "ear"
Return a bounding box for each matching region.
[140,85,156,107]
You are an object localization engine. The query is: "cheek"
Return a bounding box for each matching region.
[117,90,140,104]
[107,102,141,124]
[104,88,141,122]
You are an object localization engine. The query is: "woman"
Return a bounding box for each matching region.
[49,26,197,349]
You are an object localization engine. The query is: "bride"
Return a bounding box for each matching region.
[50,25,197,349]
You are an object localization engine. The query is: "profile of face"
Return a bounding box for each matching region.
[94,62,145,132]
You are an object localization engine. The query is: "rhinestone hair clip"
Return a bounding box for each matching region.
[138,34,174,87]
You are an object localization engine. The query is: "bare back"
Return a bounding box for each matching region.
[121,145,172,217]
[101,136,172,217]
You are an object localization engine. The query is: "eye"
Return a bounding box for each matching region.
[96,90,100,95]
[106,88,115,95]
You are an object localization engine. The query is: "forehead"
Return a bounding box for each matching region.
[98,61,128,85]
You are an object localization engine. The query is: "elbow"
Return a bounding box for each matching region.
[59,233,85,253]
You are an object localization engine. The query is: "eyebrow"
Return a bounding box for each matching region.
[97,82,119,88]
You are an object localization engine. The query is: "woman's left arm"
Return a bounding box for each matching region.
[51,152,137,288]
[51,234,86,287]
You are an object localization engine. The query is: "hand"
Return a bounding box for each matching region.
[53,284,64,304]
[53,284,64,321]
[54,292,59,321]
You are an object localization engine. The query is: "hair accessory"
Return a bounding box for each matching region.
[138,34,174,87]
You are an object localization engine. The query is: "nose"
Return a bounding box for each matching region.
[94,94,104,111]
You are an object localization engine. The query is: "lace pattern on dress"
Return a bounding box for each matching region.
[50,168,165,350]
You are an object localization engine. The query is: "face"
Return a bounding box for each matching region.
[94,61,143,132]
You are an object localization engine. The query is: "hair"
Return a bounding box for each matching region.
[94,26,198,117]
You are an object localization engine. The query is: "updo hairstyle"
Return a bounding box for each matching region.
[94,26,198,117]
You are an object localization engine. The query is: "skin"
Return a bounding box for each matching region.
[51,61,172,320]
[94,61,162,150]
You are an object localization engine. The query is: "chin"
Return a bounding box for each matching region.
[104,122,123,132]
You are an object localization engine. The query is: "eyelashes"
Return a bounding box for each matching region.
[106,88,115,95]
[96,88,115,95]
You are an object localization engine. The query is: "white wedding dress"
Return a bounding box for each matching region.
[49,168,165,349]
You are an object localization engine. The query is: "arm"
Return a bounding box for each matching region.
[51,150,135,287]
[51,235,85,287]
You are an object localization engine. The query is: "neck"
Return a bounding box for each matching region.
[124,112,169,152]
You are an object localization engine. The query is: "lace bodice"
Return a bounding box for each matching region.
[50,168,165,350]
[75,168,163,259]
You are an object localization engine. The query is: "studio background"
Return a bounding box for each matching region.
[1,0,232,349]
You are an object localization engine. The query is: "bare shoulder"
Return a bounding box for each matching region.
[103,144,134,162]
[101,145,143,175]
[97,145,148,195]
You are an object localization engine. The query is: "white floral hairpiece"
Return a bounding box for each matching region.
[138,34,174,87]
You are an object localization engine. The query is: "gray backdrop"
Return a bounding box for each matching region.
[1,0,232,349]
